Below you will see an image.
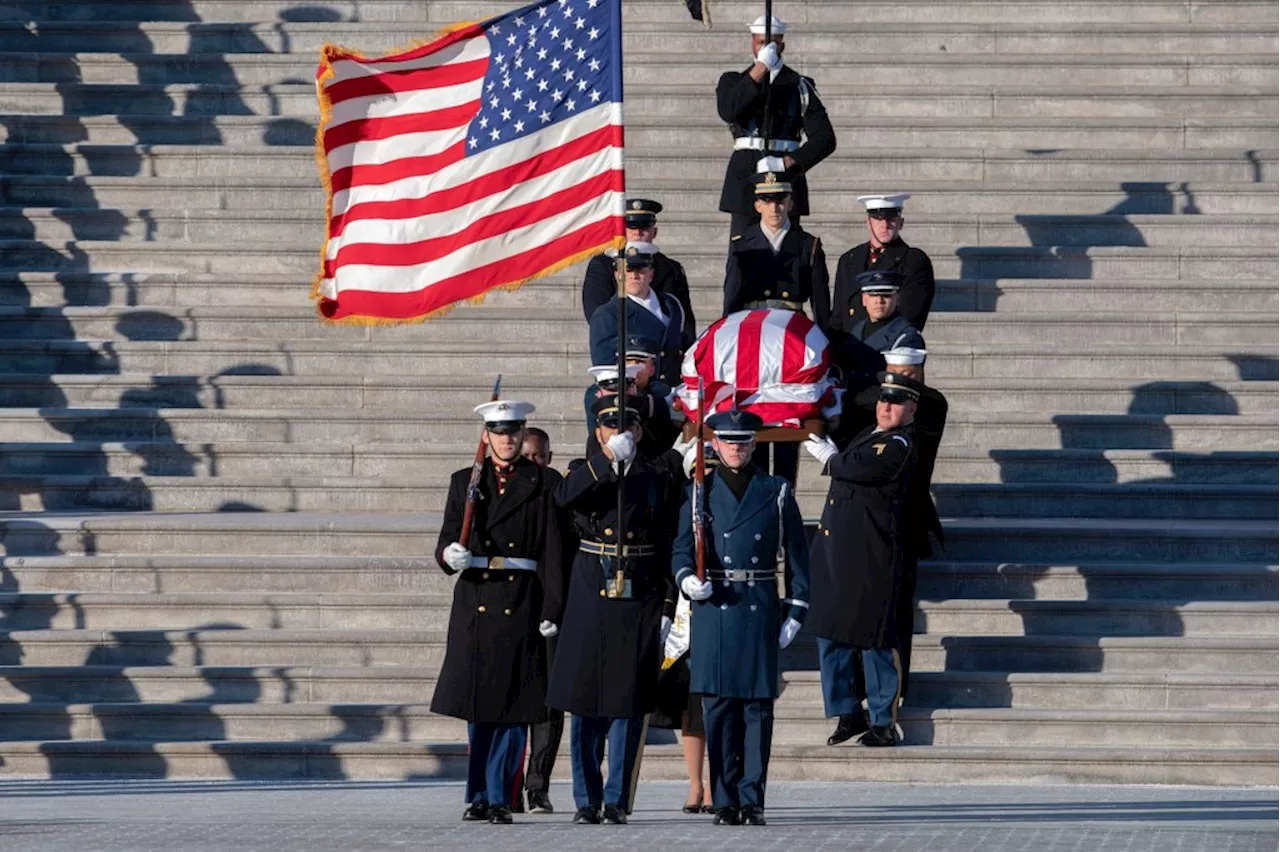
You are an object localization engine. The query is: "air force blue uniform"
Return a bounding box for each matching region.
[849,312,925,354]
[672,465,810,813]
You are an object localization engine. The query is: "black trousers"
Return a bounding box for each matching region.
[751,441,798,488]
[525,634,564,794]
[729,211,803,241]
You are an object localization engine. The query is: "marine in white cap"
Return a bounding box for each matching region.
[831,192,937,335]
[432,397,566,824]
[715,10,836,239]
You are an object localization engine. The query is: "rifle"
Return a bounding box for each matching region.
[458,374,502,548]
[761,0,774,152]
[692,378,707,581]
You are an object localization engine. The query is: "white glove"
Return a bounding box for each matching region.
[804,433,839,467]
[757,155,787,174]
[443,542,471,573]
[605,431,636,465]
[778,617,801,649]
[755,41,782,72]
[538,620,559,638]
[681,573,713,601]
[660,616,673,645]
[681,443,702,478]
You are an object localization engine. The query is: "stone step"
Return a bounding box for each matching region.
[0,305,1273,346]
[4,554,1273,600]
[2,113,1274,150]
[4,51,1277,88]
[0,589,1270,634]
[2,665,1264,714]
[0,339,1272,382]
[0,21,1272,57]
[3,175,1274,215]
[1,473,1272,519]
[0,701,1269,749]
[0,374,1272,416]
[0,737,1272,784]
[4,209,1275,252]
[6,143,1278,184]
[9,0,1277,26]
[0,512,1274,563]
[6,81,1275,119]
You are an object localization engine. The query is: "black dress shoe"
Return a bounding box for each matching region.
[826,712,870,746]
[488,805,514,824]
[859,725,899,747]
[701,804,716,814]
[573,806,601,825]
[712,806,740,826]
[740,806,767,826]
[462,801,490,821]
[527,791,554,814]
[602,804,627,824]
[681,802,702,814]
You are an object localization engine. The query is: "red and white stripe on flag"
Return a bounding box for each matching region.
[676,309,839,428]
[312,0,626,324]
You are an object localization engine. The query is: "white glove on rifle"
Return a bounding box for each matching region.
[757,155,787,174]
[605,431,636,466]
[538,620,559,638]
[443,542,471,573]
[755,41,782,72]
[778,617,802,649]
[660,616,673,645]
[681,443,702,479]
[804,433,839,467]
[681,574,713,601]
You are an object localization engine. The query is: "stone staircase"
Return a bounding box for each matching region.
[0,0,1276,784]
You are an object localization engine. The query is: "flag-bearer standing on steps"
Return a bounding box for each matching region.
[433,400,566,824]
[673,410,810,826]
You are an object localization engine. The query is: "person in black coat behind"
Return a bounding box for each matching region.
[432,400,566,824]
[581,198,696,346]
[832,193,936,333]
[716,13,836,238]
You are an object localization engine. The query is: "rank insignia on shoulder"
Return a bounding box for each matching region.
[731,234,743,241]
[873,443,886,455]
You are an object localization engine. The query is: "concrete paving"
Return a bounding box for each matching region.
[0,780,1274,852]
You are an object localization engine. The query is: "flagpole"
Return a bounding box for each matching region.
[612,0,628,601]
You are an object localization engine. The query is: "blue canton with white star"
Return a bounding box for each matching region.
[468,0,620,155]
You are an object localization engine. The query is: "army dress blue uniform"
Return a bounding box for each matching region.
[806,376,921,745]
[548,397,681,819]
[671,411,809,823]
[431,401,566,821]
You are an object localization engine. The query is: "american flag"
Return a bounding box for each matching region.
[313,0,625,324]
[676,309,840,428]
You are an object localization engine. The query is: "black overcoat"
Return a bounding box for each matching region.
[716,65,836,217]
[430,458,566,725]
[548,452,680,719]
[723,222,831,332]
[582,251,697,346]
[807,424,918,648]
[831,238,936,333]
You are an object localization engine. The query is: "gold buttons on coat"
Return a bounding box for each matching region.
[478,605,487,613]
[599,589,606,597]
[764,290,772,297]
[824,529,830,536]
[626,532,634,540]
[504,609,512,616]
[849,308,856,315]
[482,572,490,580]
[508,542,516,548]
[781,291,790,298]
[604,527,614,536]
[485,539,492,547]
[508,575,515,582]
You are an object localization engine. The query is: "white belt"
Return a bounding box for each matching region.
[468,556,537,572]
[734,138,800,152]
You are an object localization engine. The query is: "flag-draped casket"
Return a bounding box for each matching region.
[675,309,839,428]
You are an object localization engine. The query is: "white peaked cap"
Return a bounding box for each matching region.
[857,193,911,211]
[883,347,928,366]
[748,14,787,34]
[625,239,659,255]
[587,364,645,382]
[474,399,536,422]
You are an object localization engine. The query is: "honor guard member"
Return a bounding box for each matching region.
[847,270,926,354]
[717,14,836,238]
[583,346,679,458]
[802,373,922,748]
[434,400,566,824]
[589,241,687,388]
[549,395,682,825]
[832,194,936,333]
[581,199,697,345]
[673,410,809,827]
[724,169,832,333]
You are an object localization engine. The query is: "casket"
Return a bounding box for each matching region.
[674,309,839,442]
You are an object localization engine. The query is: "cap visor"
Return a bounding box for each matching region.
[486,421,525,434]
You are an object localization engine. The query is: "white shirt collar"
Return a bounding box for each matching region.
[760,218,790,254]
[627,289,668,325]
